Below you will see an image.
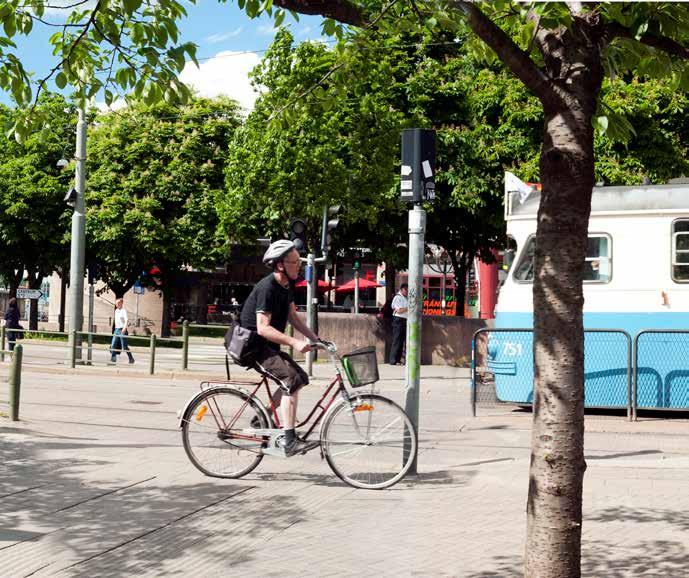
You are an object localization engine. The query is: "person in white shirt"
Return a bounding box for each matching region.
[388,283,408,365]
[110,298,135,364]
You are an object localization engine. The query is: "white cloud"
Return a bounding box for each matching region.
[38,0,98,18]
[297,25,314,37]
[205,27,243,44]
[179,51,261,112]
[257,23,277,36]
[95,98,128,113]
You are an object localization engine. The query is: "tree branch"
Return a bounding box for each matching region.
[33,0,103,107]
[268,0,397,120]
[452,1,556,105]
[606,21,689,59]
[272,0,366,27]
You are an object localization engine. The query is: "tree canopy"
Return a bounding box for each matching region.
[86,96,242,298]
[0,93,74,326]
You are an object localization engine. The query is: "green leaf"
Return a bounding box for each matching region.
[593,116,608,134]
[55,71,67,89]
[4,14,16,37]
[123,0,143,13]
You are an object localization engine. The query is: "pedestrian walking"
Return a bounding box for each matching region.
[3,298,22,351]
[388,283,408,365]
[110,298,135,364]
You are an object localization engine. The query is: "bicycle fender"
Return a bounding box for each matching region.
[318,392,376,441]
[177,384,253,428]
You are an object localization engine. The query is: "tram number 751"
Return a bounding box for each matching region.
[502,342,523,357]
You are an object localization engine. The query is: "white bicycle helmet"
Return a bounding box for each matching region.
[262,239,296,266]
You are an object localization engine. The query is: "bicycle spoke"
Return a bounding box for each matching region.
[322,395,417,490]
[182,389,265,479]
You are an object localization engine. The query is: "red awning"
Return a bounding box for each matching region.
[335,278,380,293]
[294,279,335,293]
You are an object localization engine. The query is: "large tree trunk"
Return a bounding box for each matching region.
[450,251,472,318]
[27,271,42,331]
[525,98,598,576]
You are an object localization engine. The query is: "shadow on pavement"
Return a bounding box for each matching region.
[462,539,689,578]
[0,429,307,577]
[589,506,689,532]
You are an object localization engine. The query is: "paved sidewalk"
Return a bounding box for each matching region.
[1,366,689,577]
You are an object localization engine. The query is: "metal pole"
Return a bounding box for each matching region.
[441,269,446,315]
[0,326,5,362]
[67,107,87,361]
[149,334,156,375]
[181,320,189,370]
[136,292,140,327]
[404,205,426,475]
[354,269,360,314]
[9,344,22,421]
[305,252,315,376]
[70,330,77,369]
[320,205,328,255]
[87,283,94,364]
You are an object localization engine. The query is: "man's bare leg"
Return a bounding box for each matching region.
[280,393,297,430]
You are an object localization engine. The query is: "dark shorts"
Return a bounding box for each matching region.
[254,345,309,395]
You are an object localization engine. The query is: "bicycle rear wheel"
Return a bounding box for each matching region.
[182,387,267,478]
[321,393,417,490]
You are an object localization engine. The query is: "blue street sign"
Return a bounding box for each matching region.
[305,265,313,283]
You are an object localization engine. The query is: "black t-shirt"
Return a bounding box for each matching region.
[240,273,294,351]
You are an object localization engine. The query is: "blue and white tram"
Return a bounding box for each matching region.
[492,180,689,409]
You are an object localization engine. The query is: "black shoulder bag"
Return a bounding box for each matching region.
[224,323,259,367]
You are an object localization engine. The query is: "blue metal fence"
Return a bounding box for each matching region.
[472,328,632,420]
[634,330,689,417]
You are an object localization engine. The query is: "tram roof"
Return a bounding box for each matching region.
[506,182,689,218]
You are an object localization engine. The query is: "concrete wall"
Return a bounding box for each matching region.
[298,313,488,367]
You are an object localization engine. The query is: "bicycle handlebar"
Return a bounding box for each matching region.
[309,339,338,353]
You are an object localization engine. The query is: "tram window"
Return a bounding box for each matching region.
[514,234,612,283]
[583,235,612,283]
[513,236,536,282]
[672,220,689,282]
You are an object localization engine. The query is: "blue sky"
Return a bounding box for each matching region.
[3,1,329,110]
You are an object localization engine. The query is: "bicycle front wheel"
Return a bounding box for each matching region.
[321,394,417,490]
[182,387,267,478]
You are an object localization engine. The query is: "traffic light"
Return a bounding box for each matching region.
[289,218,308,253]
[87,262,99,285]
[334,258,344,282]
[353,257,361,271]
[321,204,341,254]
[400,128,436,203]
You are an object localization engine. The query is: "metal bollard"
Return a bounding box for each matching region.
[0,326,5,363]
[149,334,156,375]
[9,344,23,421]
[70,330,77,369]
[181,320,189,370]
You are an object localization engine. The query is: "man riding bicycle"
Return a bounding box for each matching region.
[239,239,321,456]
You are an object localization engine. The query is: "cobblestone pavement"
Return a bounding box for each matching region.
[1,365,688,577]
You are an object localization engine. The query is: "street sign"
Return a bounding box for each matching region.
[16,288,42,299]
[133,285,145,295]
